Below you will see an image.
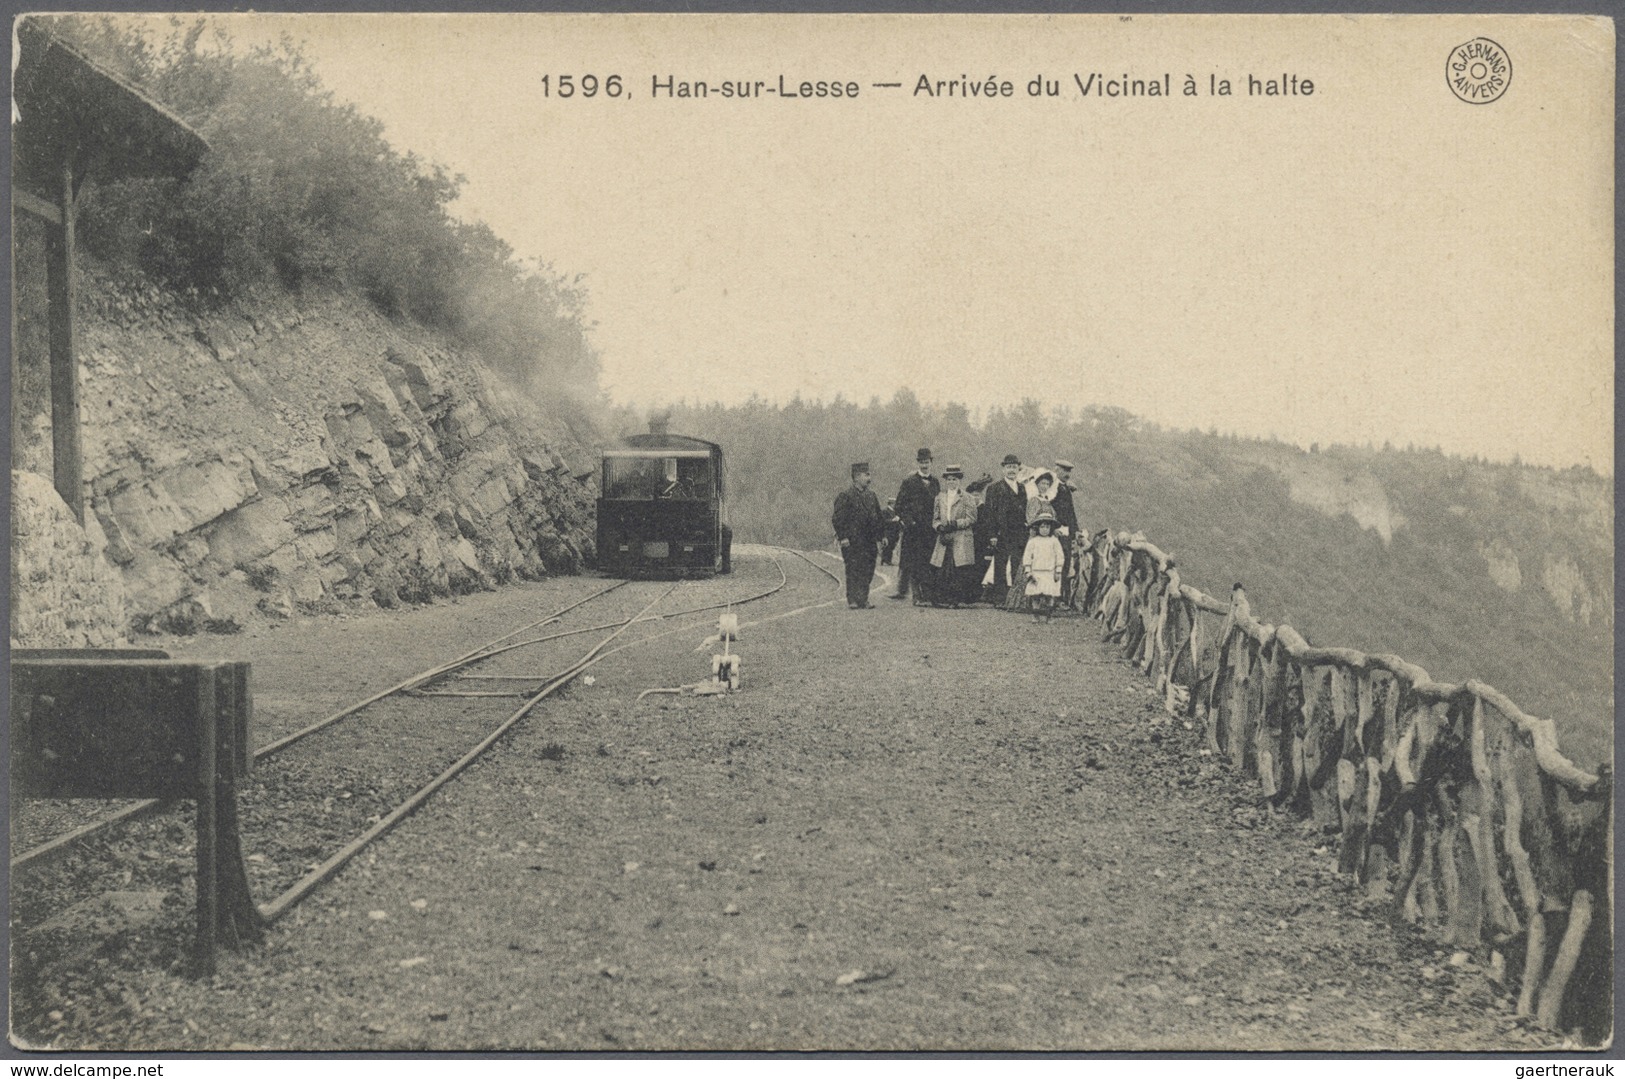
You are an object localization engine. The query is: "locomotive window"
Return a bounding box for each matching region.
[604,457,663,500]
[603,456,713,500]
[668,457,712,500]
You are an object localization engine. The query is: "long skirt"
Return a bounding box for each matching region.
[934,551,981,606]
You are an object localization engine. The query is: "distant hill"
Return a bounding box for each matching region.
[615,395,1613,767]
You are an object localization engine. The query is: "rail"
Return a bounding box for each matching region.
[1078,528,1611,1039]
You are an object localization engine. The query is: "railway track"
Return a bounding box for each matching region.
[8,581,634,873]
[12,548,844,949]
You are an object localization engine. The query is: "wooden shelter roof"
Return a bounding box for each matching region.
[13,21,208,200]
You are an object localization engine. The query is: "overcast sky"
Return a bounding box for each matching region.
[141,13,1613,471]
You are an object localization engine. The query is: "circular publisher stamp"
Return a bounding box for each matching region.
[1447,38,1512,103]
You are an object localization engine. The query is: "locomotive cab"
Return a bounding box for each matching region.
[595,421,731,578]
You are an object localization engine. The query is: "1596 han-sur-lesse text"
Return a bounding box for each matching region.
[531,72,1316,101]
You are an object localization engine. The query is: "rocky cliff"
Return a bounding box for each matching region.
[11,266,600,641]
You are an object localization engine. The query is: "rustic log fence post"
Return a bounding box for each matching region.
[1090,523,1608,1037]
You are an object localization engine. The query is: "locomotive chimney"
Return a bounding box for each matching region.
[649,412,671,437]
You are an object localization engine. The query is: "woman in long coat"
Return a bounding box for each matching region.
[929,466,980,607]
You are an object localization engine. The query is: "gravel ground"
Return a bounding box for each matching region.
[9,548,1562,1052]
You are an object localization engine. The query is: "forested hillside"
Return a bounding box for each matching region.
[35,15,599,409]
[610,395,1613,766]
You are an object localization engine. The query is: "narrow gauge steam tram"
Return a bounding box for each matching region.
[595,418,732,578]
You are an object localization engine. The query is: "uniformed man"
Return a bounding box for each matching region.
[891,448,940,605]
[832,462,885,609]
[1050,458,1081,604]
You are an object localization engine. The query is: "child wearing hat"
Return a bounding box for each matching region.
[1022,507,1066,624]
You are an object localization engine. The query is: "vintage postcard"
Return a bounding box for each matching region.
[8,11,1614,1058]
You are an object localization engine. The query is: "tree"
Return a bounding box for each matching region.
[53,14,599,400]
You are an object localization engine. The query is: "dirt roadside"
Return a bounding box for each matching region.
[10,549,1559,1052]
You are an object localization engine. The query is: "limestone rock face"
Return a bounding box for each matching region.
[1541,555,1595,626]
[1479,537,1523,594]
[11,470,127,648]
[14,270,599,641]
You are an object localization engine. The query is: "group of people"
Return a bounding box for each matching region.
[831,448,1084,622]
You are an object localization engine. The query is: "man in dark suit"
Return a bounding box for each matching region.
[981,453,1029,599]
[832,462,885,608]
[890,448,940,605]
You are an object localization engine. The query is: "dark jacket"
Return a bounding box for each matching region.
[881,506,903,545]
[894,471,940,533]
[832,485,885,546]
[982,476,1028,540]
[1050,484,1079,537]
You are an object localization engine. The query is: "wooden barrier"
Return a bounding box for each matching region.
[1081,532,1611,1040]
[11,651,262,973]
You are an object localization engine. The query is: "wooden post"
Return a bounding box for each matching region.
[1229,639,1255,772]
[1416,816,1442,924]
[1392,810,1423,922]
[194,667,219,977]
[1338,671,1374,875]
[1467,698,1519,933]
[214,664,265,949]
[1501,750,1543,928]
[1255,641,1287,798]
[1446,813,1485,948]
[1205,628,1232,755]
[1304,666,1341,829]
[1536,889,1593,1030]
[1519,908,1548,1017]
[10,209,20,453]
[46,160,83,522]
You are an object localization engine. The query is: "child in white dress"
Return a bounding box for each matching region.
[1022,510,1066,623]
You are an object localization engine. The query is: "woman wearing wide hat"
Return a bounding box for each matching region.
[929,465,980,606]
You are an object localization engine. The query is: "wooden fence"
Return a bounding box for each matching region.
[1080,528,1612,1040]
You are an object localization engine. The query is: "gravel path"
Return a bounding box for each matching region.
[9,549,1557,1051]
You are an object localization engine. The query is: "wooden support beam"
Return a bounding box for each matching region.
[13,187,61,225]
[45,161,83,522]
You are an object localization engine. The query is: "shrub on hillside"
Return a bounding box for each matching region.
[39,15,598,396]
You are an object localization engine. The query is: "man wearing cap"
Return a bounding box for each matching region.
[981,453,1030,601]
[832,462,885,608]
[1050,459,1081,604]
[891,448,940,605]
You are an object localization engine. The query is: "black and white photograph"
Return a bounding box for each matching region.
[7,10,1614,1055]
